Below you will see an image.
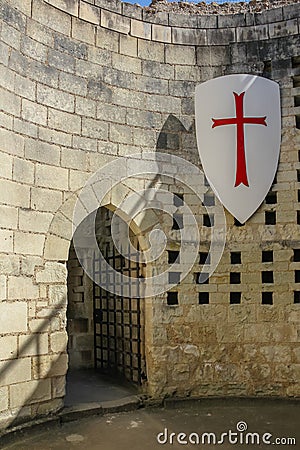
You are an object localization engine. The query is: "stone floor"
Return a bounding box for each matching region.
[64,368,138,406]
[2,398,300,449]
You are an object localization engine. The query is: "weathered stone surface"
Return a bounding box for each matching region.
[8,276,39,299]
[50,331,68,353]
[0,179,30,207]
[19,333,49,357]
[166,45,196,65]
[87,77,112,102]
[101,10,130,35]
[21,36,47,63]
[45,0,78,16]
[152,24,171,43]
[0,86,21,116]
[79,1,100,24]
[0,387,8,412]
[0,2,26,32]
[32,0,72,35]
[82,117,109,140]
[32,353,68,378]
[72,17,95,45]
[138,39,164,62]
[0,336,17,360]
[35,163,69,190]
[48,49,75,73]
[14,232,45,256]
[131,19,151,40]
[0,301,27,333]
[0,152,12,180]
[10,379,51,408]
[37,83,75,112]
[54,34,87,59]
[44,235,70,260]
[0,0,300,431]
[0,357,31,387]
[172,27,206,46]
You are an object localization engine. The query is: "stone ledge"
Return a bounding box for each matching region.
[44,0,79,17]
[163,396,300,409]
[60,395,142,421]
[59,402,103,422]
[0,395,143,444]
[24,0,300,46]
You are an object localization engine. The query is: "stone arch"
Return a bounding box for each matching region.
[66,204,149,384]
[43,178,152,262]
[41,177,154,386]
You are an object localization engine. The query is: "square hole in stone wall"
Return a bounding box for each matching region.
[295,270,300,283]
[265,211,276,225]
[293,249,300,262]
[265,192,277,204]
[298,190,300,202]
[262,271,274,283]
[203,214,214,227]
[168,272,181,284]
[230,292,241,304]
[199,252,210,265]
[167,292,178,306]
[172,214,183,230]
[174,193,184,207]
[195,272,209,284]
[203,194,215,206]
[231,252,241,264]
[230,272,241,284]
[262,292,273,305]
[294,291,300,303]
[297,211,300,225]
[297,169,300,182]
[199,292,209,304]
[168,250,180,264]
[262,251,273,262]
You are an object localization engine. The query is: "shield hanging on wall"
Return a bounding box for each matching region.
[195,74,281,223]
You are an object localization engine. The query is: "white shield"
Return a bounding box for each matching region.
[195,74,281,223]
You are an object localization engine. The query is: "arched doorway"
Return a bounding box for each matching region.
[66,206,146,402]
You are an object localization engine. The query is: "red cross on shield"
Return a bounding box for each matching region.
[195,75,281,223]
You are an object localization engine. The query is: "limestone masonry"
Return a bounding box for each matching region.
[0,0,299,430]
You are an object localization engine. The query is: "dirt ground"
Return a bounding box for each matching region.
[2,399,299,450]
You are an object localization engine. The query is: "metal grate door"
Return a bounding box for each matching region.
[93,244,145,385]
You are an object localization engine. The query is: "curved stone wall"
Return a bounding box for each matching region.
[0,0,299,429]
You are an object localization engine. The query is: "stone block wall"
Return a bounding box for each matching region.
[0,0,299,429]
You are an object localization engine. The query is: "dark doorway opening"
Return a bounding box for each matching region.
[66,207,146,407]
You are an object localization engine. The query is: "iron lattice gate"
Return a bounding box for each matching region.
[93,245,145,385]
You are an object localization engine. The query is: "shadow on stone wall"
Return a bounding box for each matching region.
[0,298,67,430]
[156,114,201,168]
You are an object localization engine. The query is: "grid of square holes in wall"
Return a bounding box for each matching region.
[167,188,300,306]
[170,179,280,230]
[167,249,300,306]
[170,180,284,229]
